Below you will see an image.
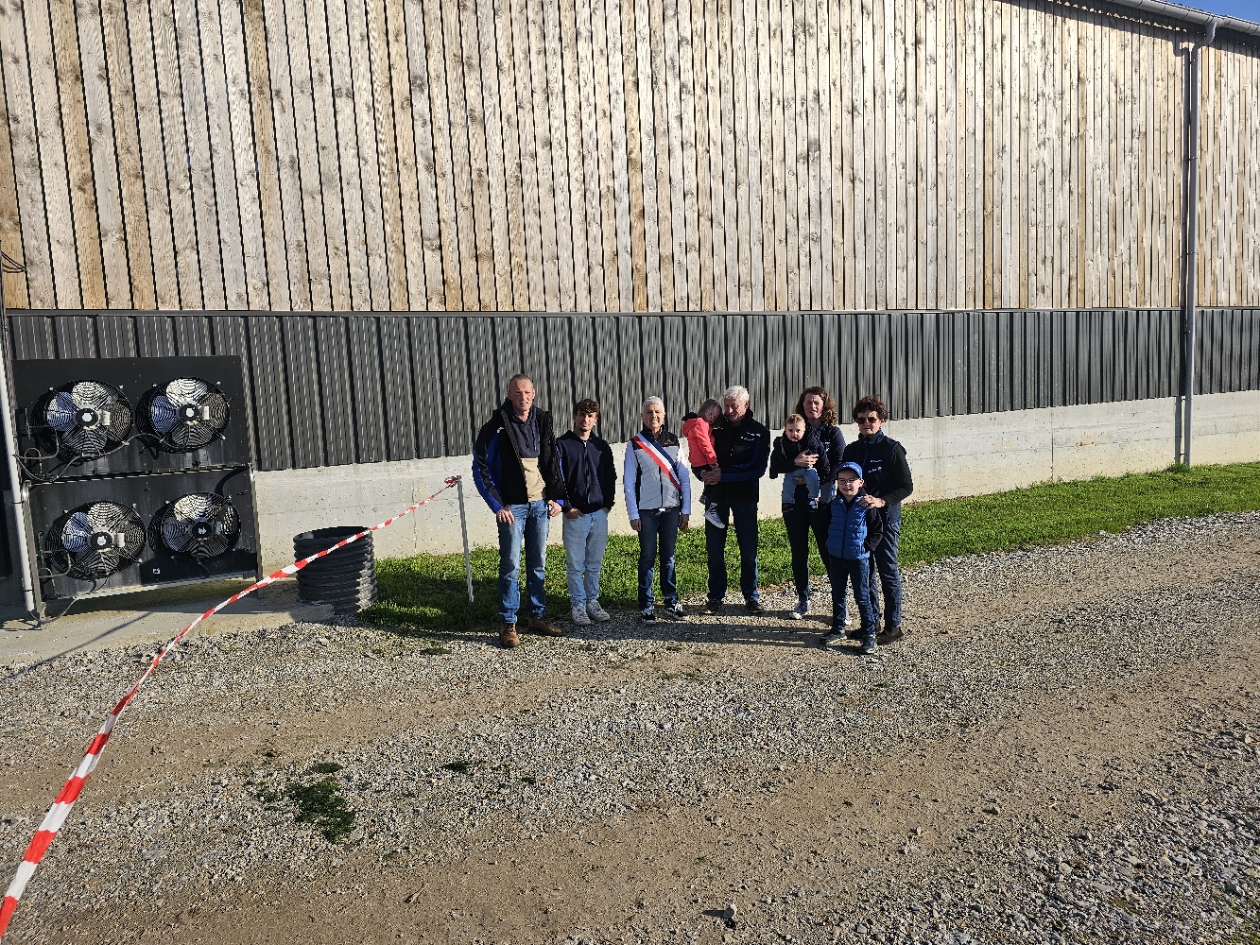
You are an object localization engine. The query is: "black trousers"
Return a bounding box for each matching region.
[782,488,842,620]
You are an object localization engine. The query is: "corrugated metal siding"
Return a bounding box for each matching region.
[6,308,1257,472]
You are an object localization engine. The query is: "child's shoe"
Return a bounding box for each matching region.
[704,504,726,529]
[859,633,877,655]
[789,598,810,620]
[809,497,819,510]
[640,608,656,623]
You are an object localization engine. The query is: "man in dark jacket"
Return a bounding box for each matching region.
[841,394,914,645]
[700,385,771,613]
[556,398,617,627]
[472,373,566,649]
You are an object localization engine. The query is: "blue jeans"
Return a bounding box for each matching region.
[562,509,609,607]
[637,506,681,609]
[705,499,760,603]
[829,555,875,636]
[780,468,821,505]
[497,500,551,623]
[868,503,903,628]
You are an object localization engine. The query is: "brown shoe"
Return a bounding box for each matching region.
[526,616,563,637]
[499,623,519,648]
[876,625,904,645]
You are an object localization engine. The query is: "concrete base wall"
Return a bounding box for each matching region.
[248,389,1260,571]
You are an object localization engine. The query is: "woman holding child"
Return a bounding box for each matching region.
[768,386,846,622]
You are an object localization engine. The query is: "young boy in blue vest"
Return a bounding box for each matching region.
[819,462,885,654]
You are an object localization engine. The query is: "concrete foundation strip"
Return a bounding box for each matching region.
[0,475,462,941]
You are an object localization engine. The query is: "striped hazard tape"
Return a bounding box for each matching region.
[0,475,462,941]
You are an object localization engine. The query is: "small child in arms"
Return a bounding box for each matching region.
[680,398,726,530]
[774,413,822,512]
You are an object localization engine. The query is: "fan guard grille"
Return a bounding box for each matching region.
[34,381,133,459]
[137,377,230,452]
[46,501,146,580]
[153,493,241,559]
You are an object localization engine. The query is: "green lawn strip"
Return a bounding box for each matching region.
[362,462,1260,634]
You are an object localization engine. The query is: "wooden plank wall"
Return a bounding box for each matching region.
[1,0,1257,312]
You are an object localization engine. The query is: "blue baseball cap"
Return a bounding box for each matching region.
[837,461,863,479]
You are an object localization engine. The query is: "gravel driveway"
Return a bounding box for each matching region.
[2,512,1258,944]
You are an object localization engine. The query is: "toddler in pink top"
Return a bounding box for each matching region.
[680,398,726,529]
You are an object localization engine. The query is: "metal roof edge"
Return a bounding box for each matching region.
[1049,0,1260,43]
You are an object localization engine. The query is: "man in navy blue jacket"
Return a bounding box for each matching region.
[472,374,566,649]
[700,385,771,614]
[556,398,617,627]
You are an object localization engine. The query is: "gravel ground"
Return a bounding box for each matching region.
[1,511,1258,944]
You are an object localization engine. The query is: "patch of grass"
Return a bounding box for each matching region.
[256,770,358,843]
[362,462,1260,634]
[287,777,357,842]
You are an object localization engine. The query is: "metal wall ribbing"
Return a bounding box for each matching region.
[6,308,1257,472]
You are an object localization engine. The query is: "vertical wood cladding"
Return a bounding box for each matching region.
[2,2,1257,312]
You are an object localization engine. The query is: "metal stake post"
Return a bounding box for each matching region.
[456,475,474,603]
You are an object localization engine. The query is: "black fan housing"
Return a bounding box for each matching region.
[45,501,147,580]
[137,377,230,452]
[33,381,133,460]
[152,493,242,560]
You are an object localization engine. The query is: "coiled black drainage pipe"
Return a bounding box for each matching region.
[293,526,378,614]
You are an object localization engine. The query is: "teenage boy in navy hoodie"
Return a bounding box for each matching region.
[556,398,617,627]
[819,462,885,654]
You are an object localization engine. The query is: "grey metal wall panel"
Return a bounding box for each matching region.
[436,318,472,455]
[315,317,355,467]
[465,319,498,432]
[533,318,562,418]
[248,317,294,470]
[135,315,175,356]
[98,315,138,357]
[348,318,387,465]
[7,307,1258,472]
[662,316,688,426]
[282,316,326,469]
[592,317,623,443]
[174,315,213,355]
[379,317,417,462]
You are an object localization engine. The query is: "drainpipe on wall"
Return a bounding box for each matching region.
[0,243,38,616]
[1182,17,1218,467]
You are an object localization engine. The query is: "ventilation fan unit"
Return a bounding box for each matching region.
[33,381,133,460]
[152,492,242,560]
[137,377,230,452]
[44,501,147,581]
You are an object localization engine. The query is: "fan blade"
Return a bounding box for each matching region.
[149,394,180,433]
[59,512,93,552]
[164,377,210,407]
[70,381,116,411]
[44,391,79,433]
[73,548,120,578]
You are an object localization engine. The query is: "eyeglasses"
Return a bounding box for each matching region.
[836,476,859,484]
[856,415,880,424]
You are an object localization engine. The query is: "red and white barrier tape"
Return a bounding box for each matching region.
[0,475,462,941]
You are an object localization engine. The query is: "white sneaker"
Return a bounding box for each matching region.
[789,599,810,620]
[571,604,592,626]
[586,600,611,623]
[704,505,726,529]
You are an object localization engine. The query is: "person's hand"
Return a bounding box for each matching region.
[860,495,886,509]
[564,507,582,520]
[700,468,722,486]
[496,507,515,524]
[679,513,690,532]
[795,451,818,468]
[602,506,612,514]
[630,518,642,532]
[547,500,562,518]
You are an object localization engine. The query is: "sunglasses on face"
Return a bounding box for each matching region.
[856,416,880,424]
